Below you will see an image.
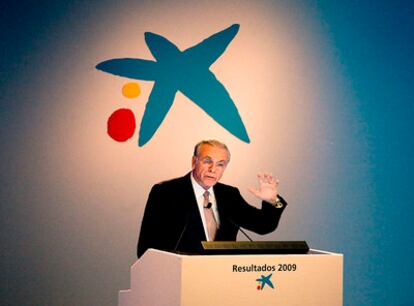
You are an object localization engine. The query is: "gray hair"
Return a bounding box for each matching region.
[193,140,231,161]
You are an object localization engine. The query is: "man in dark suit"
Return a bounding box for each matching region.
[137,140,287,258]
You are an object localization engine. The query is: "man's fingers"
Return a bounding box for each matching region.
[257,172,278,184]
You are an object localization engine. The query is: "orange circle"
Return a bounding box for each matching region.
[122,82,141,98]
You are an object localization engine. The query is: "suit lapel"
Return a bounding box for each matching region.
[181,173,207,241]
[213,183,240,241]
[213,183,227,237]
[213,183,226,219]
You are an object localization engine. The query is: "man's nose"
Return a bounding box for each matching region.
[208,163,216,173]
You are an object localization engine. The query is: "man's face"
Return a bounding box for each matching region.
[192,144,230,190]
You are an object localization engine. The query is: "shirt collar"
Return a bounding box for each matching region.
[190,172,213,198]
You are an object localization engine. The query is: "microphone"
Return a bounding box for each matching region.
[206,202,253,242]
[226,215,253,242]
[174,212,191,252]
[238,226,253,242]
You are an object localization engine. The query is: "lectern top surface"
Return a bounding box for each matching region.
[201,241,309,255]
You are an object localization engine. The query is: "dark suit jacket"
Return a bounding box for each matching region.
[137,172,287,258]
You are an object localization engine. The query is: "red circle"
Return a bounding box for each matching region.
[107,108,136,142]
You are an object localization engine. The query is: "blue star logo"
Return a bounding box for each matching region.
[96,24,250,146]
[256,273,274,290]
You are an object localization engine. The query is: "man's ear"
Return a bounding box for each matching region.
[191,156,196,169]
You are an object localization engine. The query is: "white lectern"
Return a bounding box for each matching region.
[118,249,343,306]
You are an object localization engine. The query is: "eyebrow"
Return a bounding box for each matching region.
[202,156,228,163]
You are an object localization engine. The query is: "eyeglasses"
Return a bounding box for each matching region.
[197,157,228,169]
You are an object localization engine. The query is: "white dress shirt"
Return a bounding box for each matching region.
[190,173,221,241]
